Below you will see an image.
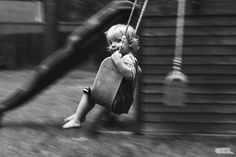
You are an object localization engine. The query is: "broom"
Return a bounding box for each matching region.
[163,0,188,106]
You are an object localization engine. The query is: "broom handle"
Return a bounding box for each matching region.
[173,0,186,71]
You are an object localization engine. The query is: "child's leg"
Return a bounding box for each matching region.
[63,93,95,129]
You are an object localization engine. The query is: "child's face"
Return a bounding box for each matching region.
[108,35,129,55]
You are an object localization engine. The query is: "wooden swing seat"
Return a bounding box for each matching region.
[91,57,123,107]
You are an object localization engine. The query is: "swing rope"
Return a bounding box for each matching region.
[125,0,149,35]
[134,0,149,34]
[125,0,138,35]
[173,0,186,72]
[163,0,188,106]
[119,0,148,54]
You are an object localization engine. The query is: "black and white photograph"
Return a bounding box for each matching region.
[0,0,235,156]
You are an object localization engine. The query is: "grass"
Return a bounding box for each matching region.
[0,69,235,157]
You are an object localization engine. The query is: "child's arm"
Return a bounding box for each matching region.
[111,51,134,80]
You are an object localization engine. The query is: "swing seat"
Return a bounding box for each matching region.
[163,70,188,106]
[91,57,123,108]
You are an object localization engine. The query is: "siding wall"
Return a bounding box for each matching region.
[138,0,236,134]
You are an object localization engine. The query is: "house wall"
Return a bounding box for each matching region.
[138,0,236,134]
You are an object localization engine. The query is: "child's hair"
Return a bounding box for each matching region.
[105,24,139,53]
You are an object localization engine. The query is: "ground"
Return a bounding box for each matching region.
[0,69,235,157]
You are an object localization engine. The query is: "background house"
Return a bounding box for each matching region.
[138,0,236,135]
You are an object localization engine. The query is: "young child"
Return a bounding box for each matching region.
[62,24,141,129]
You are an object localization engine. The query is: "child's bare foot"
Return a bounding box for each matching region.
[62,119,81,129]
